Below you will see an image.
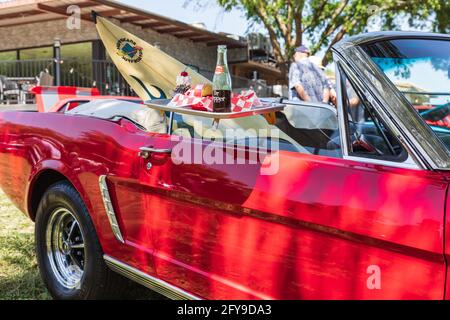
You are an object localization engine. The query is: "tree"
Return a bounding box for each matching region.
[215,0,447,74]
[435,0,450,33]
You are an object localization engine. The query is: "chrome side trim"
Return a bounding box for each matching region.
[104,255,201,300]
[98,175,124,243]
[334,60,349,157]
[333,31,450,51]
[345,155,420,170]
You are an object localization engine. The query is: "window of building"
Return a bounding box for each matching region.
[60,42,93,88]
[61,42,92,61]
[20,46,53,60]
[0,51,17,61]
[17,47,53,79]
[0,51,18,77]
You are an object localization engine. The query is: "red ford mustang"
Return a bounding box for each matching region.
[1,32,450,300]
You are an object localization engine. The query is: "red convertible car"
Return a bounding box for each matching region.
[1,32,450,300]
[47,96,143,113]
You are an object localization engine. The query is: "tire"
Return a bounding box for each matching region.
[35,181,130,299]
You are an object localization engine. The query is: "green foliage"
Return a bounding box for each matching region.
[215,0,447,67]
[435,0,450,33]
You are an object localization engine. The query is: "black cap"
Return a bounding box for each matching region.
[294,45,310,54]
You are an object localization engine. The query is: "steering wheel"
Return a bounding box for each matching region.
[351,131,383,155]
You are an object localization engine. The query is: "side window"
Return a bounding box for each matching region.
[170,103,342,158]
[170,112,301,153]
[274,103,341,157]
[341,72,407,161]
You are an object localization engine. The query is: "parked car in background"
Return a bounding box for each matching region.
[48,96,143,113]
[0,32,450,300]
[28,85,142,112]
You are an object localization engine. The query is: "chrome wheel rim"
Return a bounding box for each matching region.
[46,208,85,289]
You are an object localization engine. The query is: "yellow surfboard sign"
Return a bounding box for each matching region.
[94,15,211,100]
[94,14,306,155]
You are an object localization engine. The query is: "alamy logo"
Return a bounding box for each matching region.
[366,265,381,290]
[66,5,81,30]
[168,122,280,176]
[116,38,143,63]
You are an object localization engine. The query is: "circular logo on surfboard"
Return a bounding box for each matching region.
[116,38,143,63]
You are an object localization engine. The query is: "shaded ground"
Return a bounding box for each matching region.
[0,189,163,300]
[0,189,50,300]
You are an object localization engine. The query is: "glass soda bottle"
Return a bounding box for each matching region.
[212,45,232,112]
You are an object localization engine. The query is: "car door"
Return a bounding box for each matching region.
[147,149,446,299]
[98,117,177,276]
[106,81,447,299]
[143,102,447,299]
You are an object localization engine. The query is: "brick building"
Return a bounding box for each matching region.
[0,0,264,96]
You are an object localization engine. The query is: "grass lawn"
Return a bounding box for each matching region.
[0,189,50,300]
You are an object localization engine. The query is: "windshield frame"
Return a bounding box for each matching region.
[332,32,450,170]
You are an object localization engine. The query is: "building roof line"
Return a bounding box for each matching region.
[93,0,246,47]
[0,0,247,48]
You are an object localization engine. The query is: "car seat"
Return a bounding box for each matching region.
[67,99,167,133]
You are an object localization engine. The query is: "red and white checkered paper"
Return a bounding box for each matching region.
[169,88,262,112]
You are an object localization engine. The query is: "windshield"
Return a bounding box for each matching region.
[362,38,450,150]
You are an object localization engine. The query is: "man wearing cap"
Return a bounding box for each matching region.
[289,45,330,103]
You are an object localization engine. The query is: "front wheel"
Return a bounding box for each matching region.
[35,181,128,299]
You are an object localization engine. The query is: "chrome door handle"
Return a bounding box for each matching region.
[138,146,172,159]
